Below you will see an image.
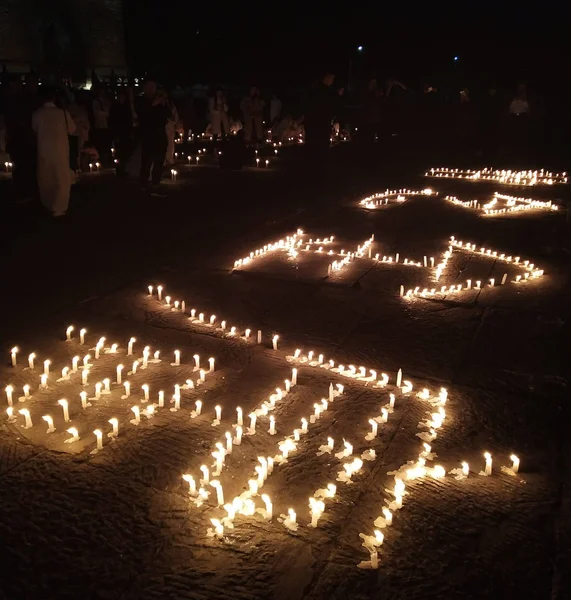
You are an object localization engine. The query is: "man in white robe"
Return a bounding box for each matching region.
[32,89,76,217]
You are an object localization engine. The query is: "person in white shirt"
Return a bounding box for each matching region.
[209,89,230,140]
[32,87,76,217]
[92,87,112,164]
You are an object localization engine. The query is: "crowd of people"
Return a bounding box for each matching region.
[0,68,561,218]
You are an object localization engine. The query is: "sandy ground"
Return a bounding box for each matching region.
[0,143,570,599]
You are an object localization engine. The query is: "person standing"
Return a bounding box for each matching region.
[270,93,282,125]
[92,87,112,164]
[164,92,182,165]
[137,80,171,196]
[109,89,134,175]
[209,88,230,141]
[241,87,265,145]
[32,87,76,217]
[360,78,383,165]
[480,87,503,163]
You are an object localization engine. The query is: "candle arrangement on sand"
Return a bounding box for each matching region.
[359,188,435,209]
[425,167,567,186]
[445,191,559,216]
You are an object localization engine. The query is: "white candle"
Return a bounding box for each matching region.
[142,384,149,401]
[288,508,296,525]
[484,452,492,475]
[83,354,91,368]
[158,391,165,407]
[80,391,89,409]
[209,357,215,372]
[11,346,18,367]
[80,328,86,345]
[272,335,279,351]
[58,399,70,422]
[215,405,222,421]
[94,429,103,450]
[28,353,36,369]
[221,320,226,330]
[210,518,223,539]
[381,408,388,423]
[249,413,257,433]
[94,345,100,360]
[131,405,140,425]
[301,418,308,433]
[257,330,262,344]
[116,364,124,384]
[173,350,180,366]
[292,368,297,386]
[211,480,224,505]
[65,427,80,443]
[108,418,118,437]
[43,359,51,377]
[269,416,276,435]
[200,464,210,484]
[40,373,48,389]
[94,382,102,399]
[193,354,200,369]
[181,301,186,313]
[148,285,153,296]
[157,286,163,300]
[225,431,232,453]
[369,419,378,437]
[22,384,30,399]
[210,314,216,325]
[261,494,272,519]
[72,356,79,372]
[195,399,202,415]
[6,406,15,422]
[199,313,204,323]
[127,337,136,356]
[245,328,251,339]
[165,295,171,306]
[396,368,402,387]
[153,351,160,362]
[199,369,205,382]
[510,454,520,473]
[123,381,130,398]
[234,425,243,445]
[42,415,55,433]
[5,385,14,406]
[19,408,32,428]
[182,474,196,495]
[382,507,393,525]
[236,406,243,426]
[462,461,469,476]
[81,369,89,386]
[130,360,139,374]
[66,325,74,341]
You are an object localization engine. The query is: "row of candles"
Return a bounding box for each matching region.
[5,328,219,451]
[147,285,279,349]
[445,192,558,216]
[327,235,375,276]
[426,167,567,186]
[359,188,435,209]
[400,235,544,299]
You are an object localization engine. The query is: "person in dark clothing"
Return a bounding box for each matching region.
[5,74,40,202]
[359,78,383,166]
[109,89,134,176]
[303,71,343,179]
[137,80,171,195]
[480,87,503,163]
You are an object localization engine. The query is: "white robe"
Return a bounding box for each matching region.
[32,103,76,215]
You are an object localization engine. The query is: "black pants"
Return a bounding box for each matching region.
[140,131,168,186]
[114,134,133,175]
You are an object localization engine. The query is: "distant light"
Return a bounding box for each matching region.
[357,45,364,52]
[454,56,459,61]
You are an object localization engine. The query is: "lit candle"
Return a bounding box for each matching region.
[83,354,90,368]
[103,378,110,394]
[131,360,139,374]
[261,494,272,519]
[142,384,149,401]
[257,330,262,344]
[272,335,279,351]
[11,346,18,367]
[58,399,70,422]
[484,452,492,476]
[200,464,210,484]
[396,368,402,388]
[5,385,14,406]
[209,357,215,372]
[210,518,223,539]
[301,418,308,433]
[80,328,86,344]
[199,369,205,382]
[211,480,224,505]
[148,285,153,296]
[127,337,136,356]
[94,382,102,399]
[157,286,163,300]
[193,354,200,369]
[249,413,257,433]
[19,408,32,428]
[158,391,165,407]
[269,415,276,435]
[28,353,36,369]
[234,425,243,445]
[182,474,196,495]
[367,419,378,439]
[195,399,202,415]
[81,369,89,386]
[236,406,243,426]
[173,350,180,366]
[292,368,298,386]
[130,405,140,425]
[123,381,130,398]
[40,374,48,389]
[6,406,16,423]
[225,431,232,453]
[22,384,30,399]
[42,415,55,433]
[462,461,469,476]
[116,364,124,384]
[510,454,520,473]
[72,356,79,372]
[108,418,118,437]
[215,405,222,422]
[66,325,74,341]
[43,359,51,377]
[94,429,103,451]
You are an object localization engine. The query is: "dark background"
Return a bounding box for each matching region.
[123,0,569,88]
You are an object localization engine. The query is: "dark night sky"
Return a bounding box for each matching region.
[123,1,569,87]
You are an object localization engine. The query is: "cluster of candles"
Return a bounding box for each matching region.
[445,192,558,216]
[146,284,277,348]
[4,161,13,172]
[5,327,217,452]
[233,229,304,269]
[327,235,374,276]
[400,235,544,299]
[425,167,567,186]
[359,188,435,209]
